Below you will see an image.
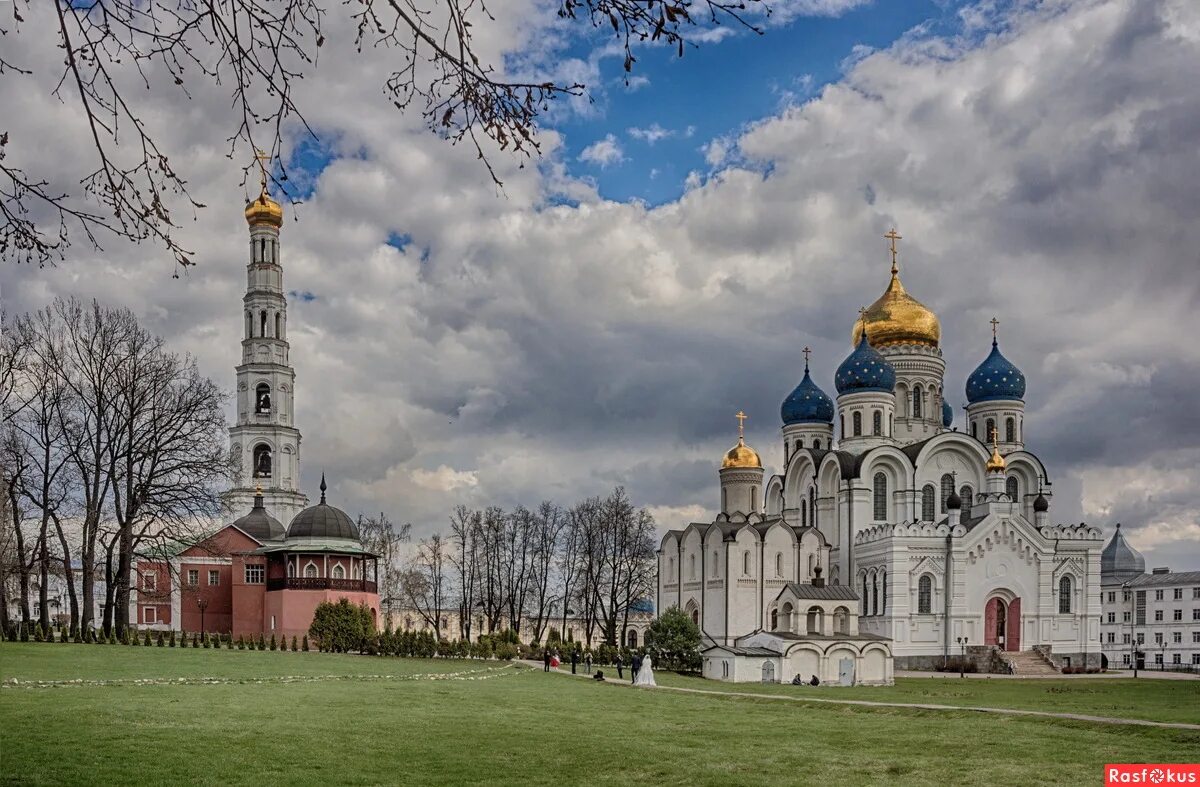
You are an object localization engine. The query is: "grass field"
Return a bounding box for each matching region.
[3,644,1199,786]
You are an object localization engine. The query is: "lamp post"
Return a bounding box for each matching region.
[196,596,209,636]
[1159,641,1167,672]
[1123,580,1137,678]
[956,636,968,678]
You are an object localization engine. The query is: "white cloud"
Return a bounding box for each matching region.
[410,465,480,492]
[628,123,674,144]
[578,134,625,167]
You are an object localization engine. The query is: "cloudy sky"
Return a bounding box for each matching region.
[4,0,1199,568]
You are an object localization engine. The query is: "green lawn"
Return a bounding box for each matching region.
[652,670,1200,725]
[2,644,1198,786]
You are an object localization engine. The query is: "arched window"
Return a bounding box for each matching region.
[255,383,272,414]
[1059,575,1072,613]
[775,552,783,578]
[940,474,955,512]
[801,499,807,528]
[689,554,696,580]
[332,564,345,580]
[839,414,845,438]
[872,410,882,436]
[1006,417,1016,443]
[921,485,935,521]
[960,485,973,517]
[742,551,750,576]
[304,563,318,578]
[260,237,266,262]
[275,313,282,339]
[288,562,296,577]
[796,438,804,450]
[971,421,978,439]
[873,472,887,521]
[750,487,757,513]
[260,310,268,338]
[881,570,887,614]
[809,488,817,529]
[627,630,638,648]
[861,574,869,615]
[246,311,253,339]
[871,572,879,616]
[252,444,272,478]
[917,575,932,614]
[852,411,862,436]
[711,551,719,578]
[912,387,923,418]
[813,439,821,451]
[770,608,778,630]
[668,556,675,577]
[722,488,727,512]
[986,417,996,443]
[1006,477,1019,502]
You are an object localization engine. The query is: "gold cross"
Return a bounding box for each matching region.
[884,228,902,274]
[735,410,748,438]
[990,425,999,447]
[990,316,1000,340]
[254,149,271,195]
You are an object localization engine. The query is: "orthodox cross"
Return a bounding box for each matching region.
[254,149,271,194]
[858,306,869,341]
[735,410,748,439]
[990,316,1000,340]
[990,424,999,448]
[802,345,811,369]
[884,228,902,274]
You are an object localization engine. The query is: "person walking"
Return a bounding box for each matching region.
[615,654,624,680]
[542,649,551,673]
[570,649,578,675]
[631,652,642,684]
[585,652,592,675]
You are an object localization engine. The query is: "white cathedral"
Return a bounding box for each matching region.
[657,233,1104,684]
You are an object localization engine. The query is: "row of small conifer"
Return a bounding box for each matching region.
[3,623,309,652]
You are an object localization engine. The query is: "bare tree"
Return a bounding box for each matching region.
[448,504,481,639]
[2,0,765,267]
[402,532,448,639]
[525,501,564,644]
[358,511,411,622]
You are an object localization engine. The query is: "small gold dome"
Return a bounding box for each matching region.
[851,270,940,348]
[986,445,1006,473]
[245,190,283,228]
[722,436,762,469]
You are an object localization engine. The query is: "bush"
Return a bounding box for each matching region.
[269,633,277,651]
[226,634,233,649]
[202,633,211,649]
[156,631,165,647]
[645,607,702,672]
[237,635,245,650]
[192,633,199,648]
[143,630,153,646]
[302,634,309,652]
[308,599,375,653]
[291,635,298,652]
[169,630,177,647]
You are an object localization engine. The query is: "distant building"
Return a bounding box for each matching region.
[383,603,654,649]
[1098,525,1200,671]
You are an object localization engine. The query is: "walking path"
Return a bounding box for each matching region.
[519,661,1200,731]
[896,668,1199,681]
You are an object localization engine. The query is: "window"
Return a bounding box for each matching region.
[246,311,253,338]
[1155,632,1163,645]
[1005,477,1018,502]
[1194,654,1200,665]
[332,564,345,580]
[1194,632,1200,643]
[1175,609,1183,621]
[775,552,783,578]
[1005,417,1015,443]
[872,410,882,436]
[912,387,923,418]
[960,486,973,517]
[245,565,265,584]
[1106,632,1114,644]
[1059,575,1072,613]
[813,439,821,451]
[872,573,878,616]
[1124,590,1132,602]
[208,570,219,586]
[750,486,757,513]
[1156,590,1164,601]
[712,551,719,578]
[275,313,282,339]
[145,607,157,624]
[288,562,296,577]
[1123,633,1131,645]
[1174,588,1183,600]
[921,485,935,521]
[1107,591,1115,604]
[1122,654,1130,665]
[1123,611,1130,623]
[770,609,778,630]
[1175,654,1183,665]
[1107,612,1115,624]
[253,443,272,479]
[143,573,156,591]
[801,499,807,527]
[255,383,272,414]
[1173,632,1182,644]
[862,575,869,616]
[853,411,862,437]
[881,570,887,614]
[1194,588,1200,599]
[304,563,318,578]
[722,488,727,512]
[796,438,804,450]
[985,418,995,442]
[1154,654,1163,666]
[940,474,954,512]
[971,421,978,439]
[1155,610,1163,622]
[917,575,933,614]
[809,488,817,529]
[1194,609,1200,621]
[260,310,267,338]
[690,554,696,580]
[187,569,199,586]
[742,551,751,577]
[873,472,887,521]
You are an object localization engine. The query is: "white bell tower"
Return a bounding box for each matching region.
[225,157,308,527]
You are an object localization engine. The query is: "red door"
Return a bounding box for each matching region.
[1006,598,1021,652]
[984,597,1003,647]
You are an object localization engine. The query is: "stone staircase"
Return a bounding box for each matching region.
[1004,649,1061,676]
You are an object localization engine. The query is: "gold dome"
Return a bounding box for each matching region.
[851,232,940,347]
[245,190,283,228]
[986,445,1006,473]
[722,436,762,469]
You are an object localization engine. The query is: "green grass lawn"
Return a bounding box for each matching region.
[652,670,1200,725]
[2,644,1198,786]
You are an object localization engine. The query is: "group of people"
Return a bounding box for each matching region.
[541,649,656,687]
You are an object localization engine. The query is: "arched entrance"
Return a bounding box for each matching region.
[984,594,1021,652]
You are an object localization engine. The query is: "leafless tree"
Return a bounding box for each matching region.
[402,532,448,638]
[358,511,411,621]
[448,504,481,639]
[525,500,564,644]
[1,0,765,268]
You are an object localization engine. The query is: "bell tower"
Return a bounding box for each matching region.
[225,155,308,527]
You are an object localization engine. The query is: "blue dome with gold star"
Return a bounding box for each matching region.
[942,399,953,428]
[782,363,835,425]
[966,338,1026,403]
[835,333,896,395]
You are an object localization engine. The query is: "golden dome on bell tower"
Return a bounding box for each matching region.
[722,410,762,469]
[245,150,284,228]
[850,229,940,348]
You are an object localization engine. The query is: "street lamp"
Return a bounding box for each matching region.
[956,636,968,678]
[196,596,209,636]
[1159,641,1167,672]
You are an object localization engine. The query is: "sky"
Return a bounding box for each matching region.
[4,0,1200,570]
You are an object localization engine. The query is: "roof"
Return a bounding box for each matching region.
[1101,525,1146,582]
[251,540,377,557]
[783,582,859,601]
[702,645,779,657]
[768,631,891,643]
[1124,571,1200,588]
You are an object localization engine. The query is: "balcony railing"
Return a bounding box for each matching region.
[266,577,378,593]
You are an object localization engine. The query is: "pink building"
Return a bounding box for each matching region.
[137,478,379,641]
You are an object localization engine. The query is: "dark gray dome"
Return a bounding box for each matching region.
[233,493,285,541]
[286,475,359,541]
[1101,524,1145,582]
[1033,492,1049,513]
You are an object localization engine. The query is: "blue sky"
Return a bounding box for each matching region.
[553,0,968,204]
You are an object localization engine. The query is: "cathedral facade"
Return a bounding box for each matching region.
[658,233,1104,680]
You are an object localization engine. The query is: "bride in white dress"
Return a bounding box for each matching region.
[633,654,656,687]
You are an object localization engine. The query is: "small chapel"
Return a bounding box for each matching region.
[658,230,1104,683]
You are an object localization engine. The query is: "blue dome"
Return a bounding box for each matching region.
[835,333,896,395]
[966,339,1026,403]
[941,399,953,428]
[782,364,835,425]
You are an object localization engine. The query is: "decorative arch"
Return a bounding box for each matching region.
[252,443,273,478]
[921,484,935,521]
[1005,476,1019,503]
[255,382,272,414]
[917,574,933,614]
[872,472,888,521]
[872,410,882,436]
[852,411,862,437]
